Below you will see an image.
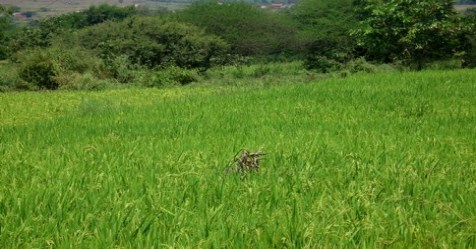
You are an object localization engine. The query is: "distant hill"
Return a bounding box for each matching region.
[3,0,475,23]
[2,0,187,21]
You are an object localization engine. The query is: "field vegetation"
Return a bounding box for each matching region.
[1,0,476,247]
[1,69,476,247]
[1,0,475,92]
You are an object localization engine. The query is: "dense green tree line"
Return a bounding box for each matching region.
[351,0,471,69]
[0,1,475,91]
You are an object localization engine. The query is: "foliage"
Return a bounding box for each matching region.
[461,10,476,68]
[75,16,229,70]
[0,4,12,36]
[0,4,13,59]
[83,4,138,26]
[17,47,102,90]
[291,0,357,71]
[54,72,114,90]
[0,62,31,92]
[351,0,468,68]
[304,55,343,73]
[100,55,136,83]
[6,4,137,53]
[292,0,355,42]
[174,2,300,56]
[141,66,200,87]
[464,7,476,17]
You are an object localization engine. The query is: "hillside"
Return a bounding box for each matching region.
[2,0,186,20]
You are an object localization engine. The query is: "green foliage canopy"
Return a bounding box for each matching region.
[351,0,467,68]
[292,0,355,41]
[8,4,137,52]
[0,4,13,59]
[73,16,229,70]
[291,0,357,71]
[0,4,12,33]
[175,2,299,56]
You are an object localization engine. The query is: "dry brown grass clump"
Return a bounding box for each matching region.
[226,149,265,176]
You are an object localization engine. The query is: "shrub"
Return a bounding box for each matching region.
[55,72,114,90]
[137,66,200,87]
[462,19,476,68]
[345,57,378,73]
[305,55,342,73]
[463,46,476,68]
[154,67,200,87]
[101,55,135,83]
[18,50,58,89]
[6,4,137,53]
[18,47,103,90]
[174,2,301,57]
[292,0,356,67]
[425,59,463,70]
[0,62,32,91]
[75,17,229,71]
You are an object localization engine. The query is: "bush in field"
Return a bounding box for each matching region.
[100,55,136,83]
[174,2,301,57]
[158,67,200,86]
[304,55,343,73]
[55,72,113,90]
[75,17,229,71]
[0,63,32,92]
[138,66,200,87]
[18,47,102,90]
[18,50,57,89]
[345,57,379,73]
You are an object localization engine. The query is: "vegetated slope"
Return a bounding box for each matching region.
[2,0,184,20]
[0,70,475,247]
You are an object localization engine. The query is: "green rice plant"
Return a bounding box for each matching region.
[0,69,475,248]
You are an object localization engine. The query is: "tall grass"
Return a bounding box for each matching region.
[0,69,475,247]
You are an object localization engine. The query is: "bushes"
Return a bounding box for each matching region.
[18,50,58,89]
[136,66,200,87]
[304,55,342,73]
[462,15,476,68]
[75,17,229,71]
[305,55,397,75]
[11,17,230,90]
[17,47,103,90]
[174,2,301,57]
[0,62,31,92]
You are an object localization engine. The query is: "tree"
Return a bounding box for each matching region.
[291,0,357,70]
[462,8,476,67]
[292,0,355,42]
[351,0,466,68]
[174,2,300,57]
[7,4,137,53]
[0,5,12,32]
[0,4,13,59]
[73,17,229,70]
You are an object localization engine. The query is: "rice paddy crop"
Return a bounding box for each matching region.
[1,69,475,248]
